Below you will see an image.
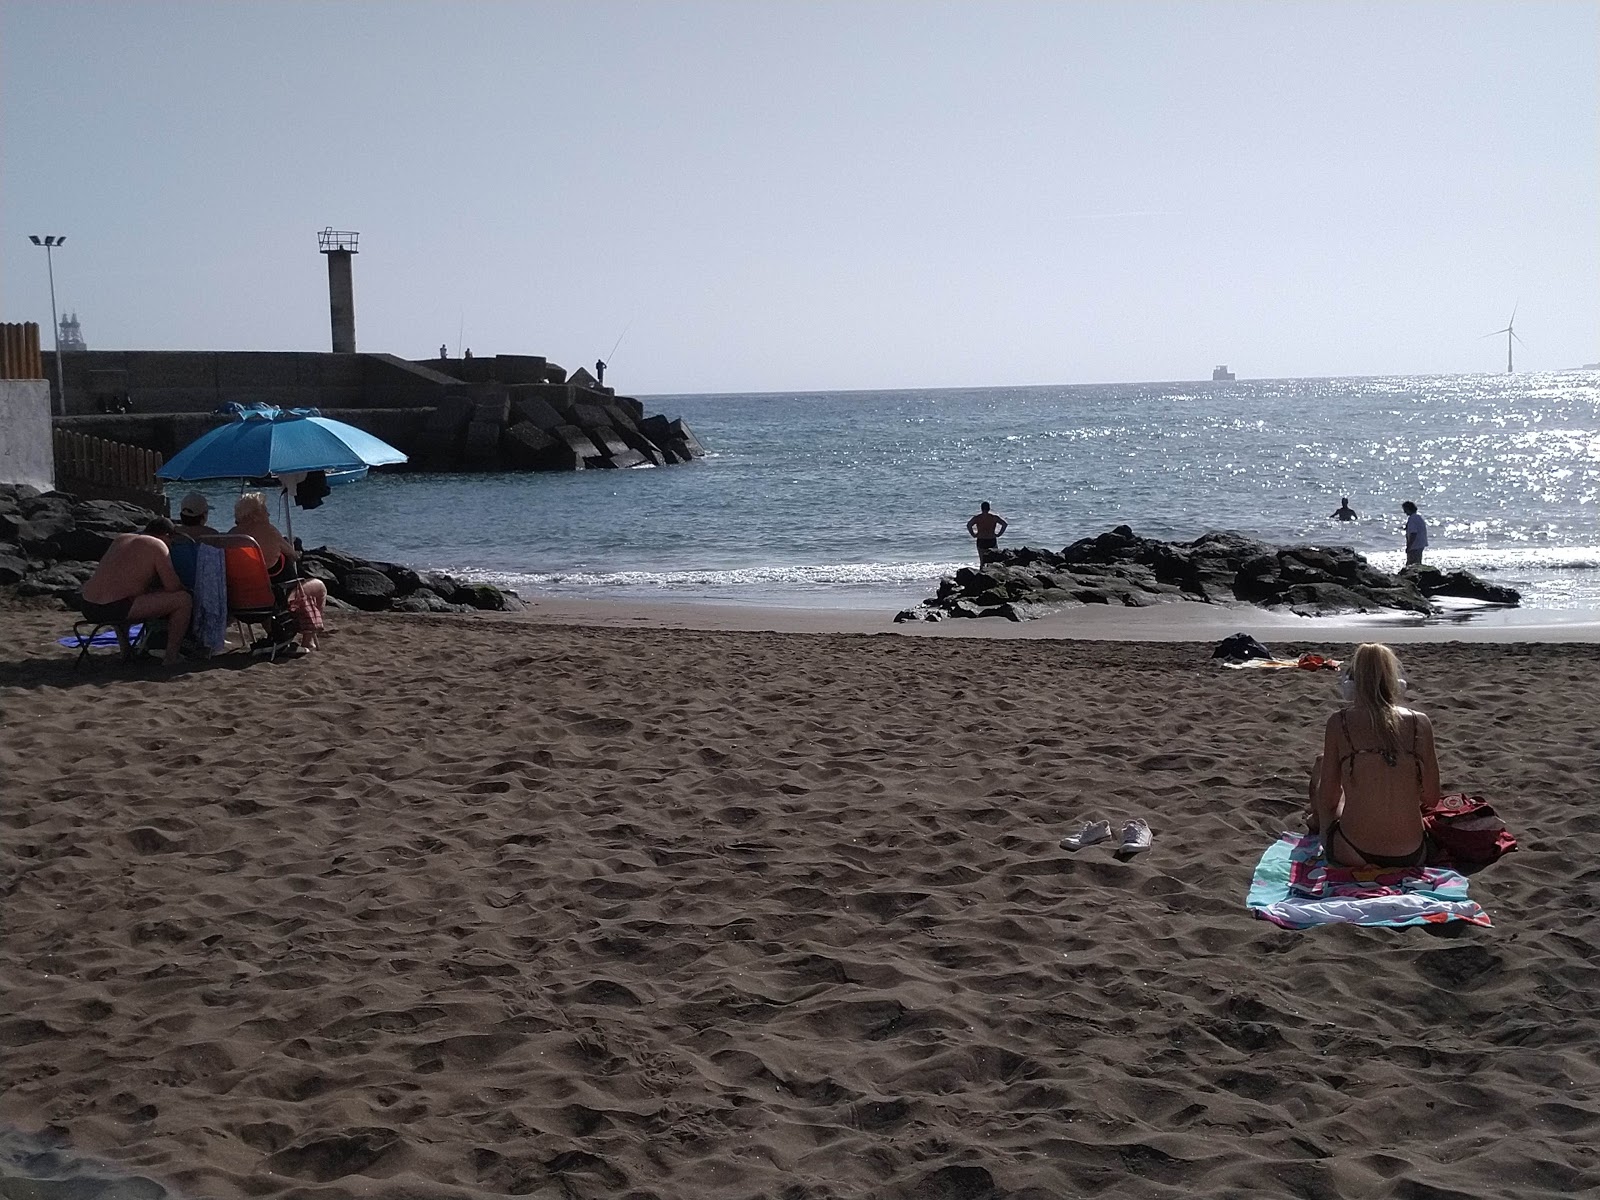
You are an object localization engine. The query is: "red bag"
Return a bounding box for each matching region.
[1424,794,1518,865]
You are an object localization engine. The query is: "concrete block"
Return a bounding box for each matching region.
[508,391,565,431]
[0,380,54,491]
[464,420,503,466]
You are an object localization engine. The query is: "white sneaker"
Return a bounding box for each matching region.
[1119,819,1153,854]
[1060,820,1113,851]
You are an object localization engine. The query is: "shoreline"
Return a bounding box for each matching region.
[504,592,1600,643]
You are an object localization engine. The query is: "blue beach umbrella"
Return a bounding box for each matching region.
[157,406,408,482]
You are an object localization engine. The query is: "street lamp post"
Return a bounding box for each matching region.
[28,235,66,416]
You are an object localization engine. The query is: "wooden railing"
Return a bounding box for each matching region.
[1,322,43,380]
[53,429,169,513]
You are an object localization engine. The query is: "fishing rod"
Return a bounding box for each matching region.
[603,320,632,367]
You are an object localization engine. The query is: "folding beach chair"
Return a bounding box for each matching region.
[218,536,301,660]
[68,618,149,670]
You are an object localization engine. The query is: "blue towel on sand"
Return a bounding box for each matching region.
[61,624,145,648]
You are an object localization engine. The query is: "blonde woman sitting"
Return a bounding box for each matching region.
[229,492,328,651]
[1308,643,1440,868]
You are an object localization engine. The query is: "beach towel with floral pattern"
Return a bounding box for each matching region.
[1246,832,1491,929]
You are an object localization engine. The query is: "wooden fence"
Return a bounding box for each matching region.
[1,322,43,380]
[53,429,169,514]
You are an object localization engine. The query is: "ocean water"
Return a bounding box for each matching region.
[180,372,1600,612]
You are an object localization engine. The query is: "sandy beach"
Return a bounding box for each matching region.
[3,604,1599,1199]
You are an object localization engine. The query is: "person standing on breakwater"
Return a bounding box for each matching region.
[1402,501,1428,566]
[966,502,1008,565]
[1331,496,1358,521]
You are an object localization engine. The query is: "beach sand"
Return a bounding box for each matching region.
[3,604,1599,1198]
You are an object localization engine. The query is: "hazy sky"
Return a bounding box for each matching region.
[2,1,1595,393]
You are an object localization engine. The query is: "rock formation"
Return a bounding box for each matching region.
[896,526,1521,623]
[0,484,522,616]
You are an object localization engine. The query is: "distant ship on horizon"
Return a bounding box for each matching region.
[1212,365,1235,382]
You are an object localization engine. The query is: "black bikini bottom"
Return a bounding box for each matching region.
[1326,819,1428,868]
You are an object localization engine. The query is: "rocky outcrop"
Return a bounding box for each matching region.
[895,526,1520,623]
[297,547,523,614]
[421,381,706,473]
[0,483,522,615]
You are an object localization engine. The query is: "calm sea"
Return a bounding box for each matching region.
[178,372,1600,612]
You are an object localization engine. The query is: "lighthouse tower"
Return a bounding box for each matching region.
[317,228,359,353]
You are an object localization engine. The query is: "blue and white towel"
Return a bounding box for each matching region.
[191,544,228,651]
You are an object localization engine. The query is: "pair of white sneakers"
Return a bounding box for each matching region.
[1060,818,1153,854]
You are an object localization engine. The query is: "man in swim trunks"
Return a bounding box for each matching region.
[965,502,1008,565]
[1330,496,1357,521]
[78,518,193,665]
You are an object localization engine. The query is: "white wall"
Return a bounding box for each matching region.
[0,380,54,490]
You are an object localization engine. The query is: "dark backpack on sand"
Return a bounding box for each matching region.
[1212,632,1273,662]
[1424,794,1518,865]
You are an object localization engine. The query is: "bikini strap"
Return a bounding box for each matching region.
[1411,713,1422,788]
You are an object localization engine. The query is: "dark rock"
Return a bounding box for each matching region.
[1404,565,1521,605]
[406,588,462,614]
[0,554,25,585]
[340,568,398,611]
[1278,582,1384,615]
[298,559,341,589]
[423,572,463,601]
[457,583,523,612]
[16,563,92,601]
[912,526,1518,623]
[14,510,76,554]
[945,598,993,619]
[375,563,422,596]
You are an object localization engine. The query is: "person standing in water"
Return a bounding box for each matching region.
[1331,497,1358,521]
[1402,501,1428,566]
[965,502,1008,565]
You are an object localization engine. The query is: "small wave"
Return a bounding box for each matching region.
[464,559,966,593]
[1362,546,1600,574]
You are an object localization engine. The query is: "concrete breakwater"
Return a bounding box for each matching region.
[46,350,705,474]
[897,525,1522,622]
[0,483,522,616]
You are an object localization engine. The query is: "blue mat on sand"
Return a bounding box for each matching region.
[60,623,144,648]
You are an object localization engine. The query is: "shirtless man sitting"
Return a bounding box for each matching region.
[79,517,193,665]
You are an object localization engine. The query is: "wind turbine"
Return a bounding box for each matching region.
[1483,304,1523,373]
